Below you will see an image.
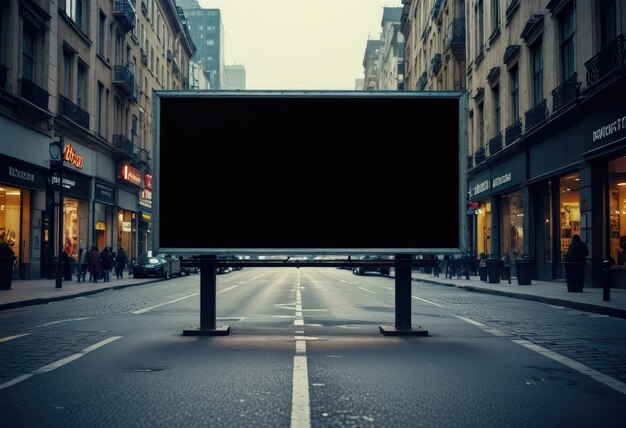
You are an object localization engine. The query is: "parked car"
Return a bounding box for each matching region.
[352,255,391,276]
[133,253,185,279]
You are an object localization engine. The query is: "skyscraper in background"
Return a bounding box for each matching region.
[225,64,246,89]
[179,0,225,89]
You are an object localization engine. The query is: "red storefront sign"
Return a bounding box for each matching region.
[121,162,142,186]
[144,173,153,191]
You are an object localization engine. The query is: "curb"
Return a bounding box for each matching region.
[413,277,626,320]
[0,278,162,311]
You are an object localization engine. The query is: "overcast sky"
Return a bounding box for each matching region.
[198,0,402,90]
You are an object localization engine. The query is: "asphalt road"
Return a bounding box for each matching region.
[1,267,625,427]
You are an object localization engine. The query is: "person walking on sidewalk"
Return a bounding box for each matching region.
[115,247,128,279]
[88,246,100,283]
[77,248,88,282]
[564,234,589,262]
[100,247,113,282]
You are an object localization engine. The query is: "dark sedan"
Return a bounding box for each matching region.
[132,253,181,279]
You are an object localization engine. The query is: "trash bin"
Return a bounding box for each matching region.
[486,259,501,284]
[479,265,487,281]
[563,261,585,292]
[515,259,533,285]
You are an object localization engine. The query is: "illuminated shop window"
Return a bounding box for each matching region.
[559,172,581,260]
[609,156,626,267]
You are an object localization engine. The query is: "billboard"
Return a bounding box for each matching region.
[153,90,467,255]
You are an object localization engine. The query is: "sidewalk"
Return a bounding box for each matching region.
[411,271,626,320]
[0,275,160,311]
[1,271,626,320]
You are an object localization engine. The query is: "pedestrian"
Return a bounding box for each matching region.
[77,248,88,282]
[115,247,128,279]
[564,234,589,262]
[60,250,72,281]
[88,246,100,283]
[100,247,113,282]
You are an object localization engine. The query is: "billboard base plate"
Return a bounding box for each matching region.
[183,325,231,336]
[379,325,428,336]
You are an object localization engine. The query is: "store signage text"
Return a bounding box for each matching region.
[51,174,76,190]
[9,166,35,183]
[470,180,490,198]
[122,221,132,232]
[121,163,142,186]
[592,114,626,142]
[492,172,512,189]
[63,145,84,168]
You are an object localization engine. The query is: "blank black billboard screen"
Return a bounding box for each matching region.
[156,92,462,253]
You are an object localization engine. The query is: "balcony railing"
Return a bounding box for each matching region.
[524,99,548,132]
[18,79,49,110]
[0,64,7,90]
[417,71,427,91]
[584,34,625,88]
[505,120,522,145]
[552,73,581,112]
[113,134,136,159]
[431,53,442,76]
[474,146,486,165]
[58,95,89,129]
[489,133,503,155]
[113,65,135,95]
[113,0,136,34]
[445,18,466,55]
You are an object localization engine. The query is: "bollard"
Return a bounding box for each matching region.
[602,259,611,302]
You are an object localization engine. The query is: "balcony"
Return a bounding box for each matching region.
[474,146,486,165]
[416,71,427,91]
[488,133,503,155]
[445,18,466,58]
[431,53,442,77]
[584,34,625,88]
[172,59,180,78]
[524,99,548,132]
[430,0,443,21]
[58,95,89,129]
[18,79,49,110]
[113,65,135,95]
[505,120,522,145]
[551,73,581,112]
[112,134,136,160]
[113,0,136,34]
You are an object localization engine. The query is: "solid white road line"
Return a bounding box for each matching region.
[0,336,122,390]
[133,293,199,314]
[358,287,377,294]
[291,355,311,428]
[0,333,30,343]
[218,284,240,294]
[412,295,445,307]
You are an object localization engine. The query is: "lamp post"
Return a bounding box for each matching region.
[50,137,64,289]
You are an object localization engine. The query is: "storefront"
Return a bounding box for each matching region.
[0,156,47,279]
[117,161,142,261]
[138,172,153,256]
[468,170,491,258]
[94,181,116,253]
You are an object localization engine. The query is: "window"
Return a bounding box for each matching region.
[501,191,524,261]
[77,62,86,108]
[22,21,37,81]
[98,12,106,57]
[559,4,576,81]
[206,39,214,46]
[531,39,543,105]
[476,0,484,54]
[96,81,104,136]
[66,0,86,31]
[63,50,72,98]
[491,0,500,34]
[510,65,519,122]
[600,0,617,48]
[493,85,500,135]
[609,155,626,267]
[478,102,484,146]
[559,172,581,260]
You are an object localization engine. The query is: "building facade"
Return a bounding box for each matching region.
[377,7,405,91]
[465,0,626,288]
[0,0,194,279]
[224,64,246,90]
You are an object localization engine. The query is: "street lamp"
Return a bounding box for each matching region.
[50,137,64,289]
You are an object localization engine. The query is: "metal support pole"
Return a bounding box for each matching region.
[183,255,230,336]
[55,163,64,289]
[602,259,611,302]
[379,254,428,336]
